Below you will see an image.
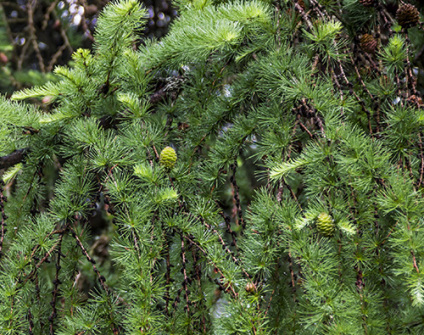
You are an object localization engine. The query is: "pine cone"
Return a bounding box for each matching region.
[359,0,375,7]
[360,34,377,53]
[396,4,420,29]
[245,282,256,293]
[160,146,177,169]
[316,212,335,237]
[408,95,423,107]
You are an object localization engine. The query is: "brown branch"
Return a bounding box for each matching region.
[230,161,245,228]
[411,250,420,273]
[276,1,281,47]
[218,209,239,255]
[298,119,314,138]
[183,235,238,298]
[0,3,17,47]
[192,247,206,332]
[180,235,191,314]
[41,0,60,30]
[49,234,64,335]
[418,133,424,188]
[22,235,64,285]
[164,233,171,316]
[294,2,313,31]
[34,274,45,331]
[27,0,45,73]
[70,227,120,334]
[70,227,109,292]
[149,86,168,105]
[171,287,184,312]
[28,308,34,335]
[17,39,31,72]
[198,214,250,279]
[46,11,74,72]
[76,0,96,41]
[403,32,418,97]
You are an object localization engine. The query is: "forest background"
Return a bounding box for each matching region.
[0,0,176,94]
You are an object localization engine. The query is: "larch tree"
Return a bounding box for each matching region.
[1,0,424,334]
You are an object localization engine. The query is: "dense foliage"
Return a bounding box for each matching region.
[1,0,424,334]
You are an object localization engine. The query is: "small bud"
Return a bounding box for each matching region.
[53,19,61,30]
[0,52,8,66]
[42,96,53,104]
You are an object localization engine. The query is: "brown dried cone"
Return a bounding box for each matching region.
[297,0,305,10]
[396,3,420,29]
[408,95,423,107]
[316,212,335,237]
[245,282,256,294]
[360,34,378,54]
[359,0,375,7]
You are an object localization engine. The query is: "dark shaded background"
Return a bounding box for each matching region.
[0,0,177,94]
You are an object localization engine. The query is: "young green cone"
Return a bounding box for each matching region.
[316,212,335,237]
[160,146,177,169]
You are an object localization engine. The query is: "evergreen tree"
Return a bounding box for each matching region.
[1,0,424,334]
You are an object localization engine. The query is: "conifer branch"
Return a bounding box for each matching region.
[22,235,64,285]
[149,213,158,283]
[418,133,424,187]
[296,114,314,139]
[49,233,64,335]
[34,274,45,331]
[70,227,108,293]
[180,235,191,314]
[403,32,418,98]
[230,162,245,229]
[164,232,171,316]
[191,247,207,332]
[0,148,28,170]
[0,183,6,259]
[70,226,121,334]
[294,2,313,31]
[184,235,238,298]
[28,308,34,335]
[171,287,184,313]
[218,209,239,254]
[199,215,250,278]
